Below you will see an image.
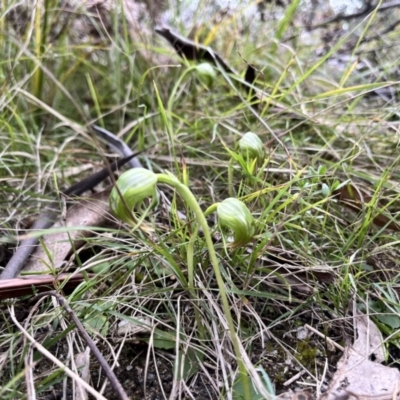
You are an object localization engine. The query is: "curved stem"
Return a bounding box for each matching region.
[156,173,251,399]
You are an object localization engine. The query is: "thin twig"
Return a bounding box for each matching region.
[31,291,130,400]
[9,304,108,400]
[284,1,400,41]
[307,1,400,31]
[304,324,344,352]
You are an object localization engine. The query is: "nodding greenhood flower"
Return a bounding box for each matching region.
[238,132,265,163]
[217,198,256,248]
[109,168,158,225]
[195,62,216,88]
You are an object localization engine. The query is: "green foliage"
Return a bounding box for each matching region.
[2,0,400,398]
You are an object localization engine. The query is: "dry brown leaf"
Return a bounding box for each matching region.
[321,309,400,400]
[333,184,400,231]
[23,189,112,273]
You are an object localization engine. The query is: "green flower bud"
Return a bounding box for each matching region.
[109,168,158,224]
[238,132,265,163]
[195,62,216,88]
[217,198,256,248]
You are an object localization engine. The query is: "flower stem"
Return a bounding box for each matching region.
[156,173,251,399]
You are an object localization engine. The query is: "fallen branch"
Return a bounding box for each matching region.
[1,150,144,280]
[10,303,109,400]
[283,1,400,42]
[30,291,130,400]
[0,273,93,300]
[155,26,257,97]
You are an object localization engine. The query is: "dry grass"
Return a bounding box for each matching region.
[1,1,400,399]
